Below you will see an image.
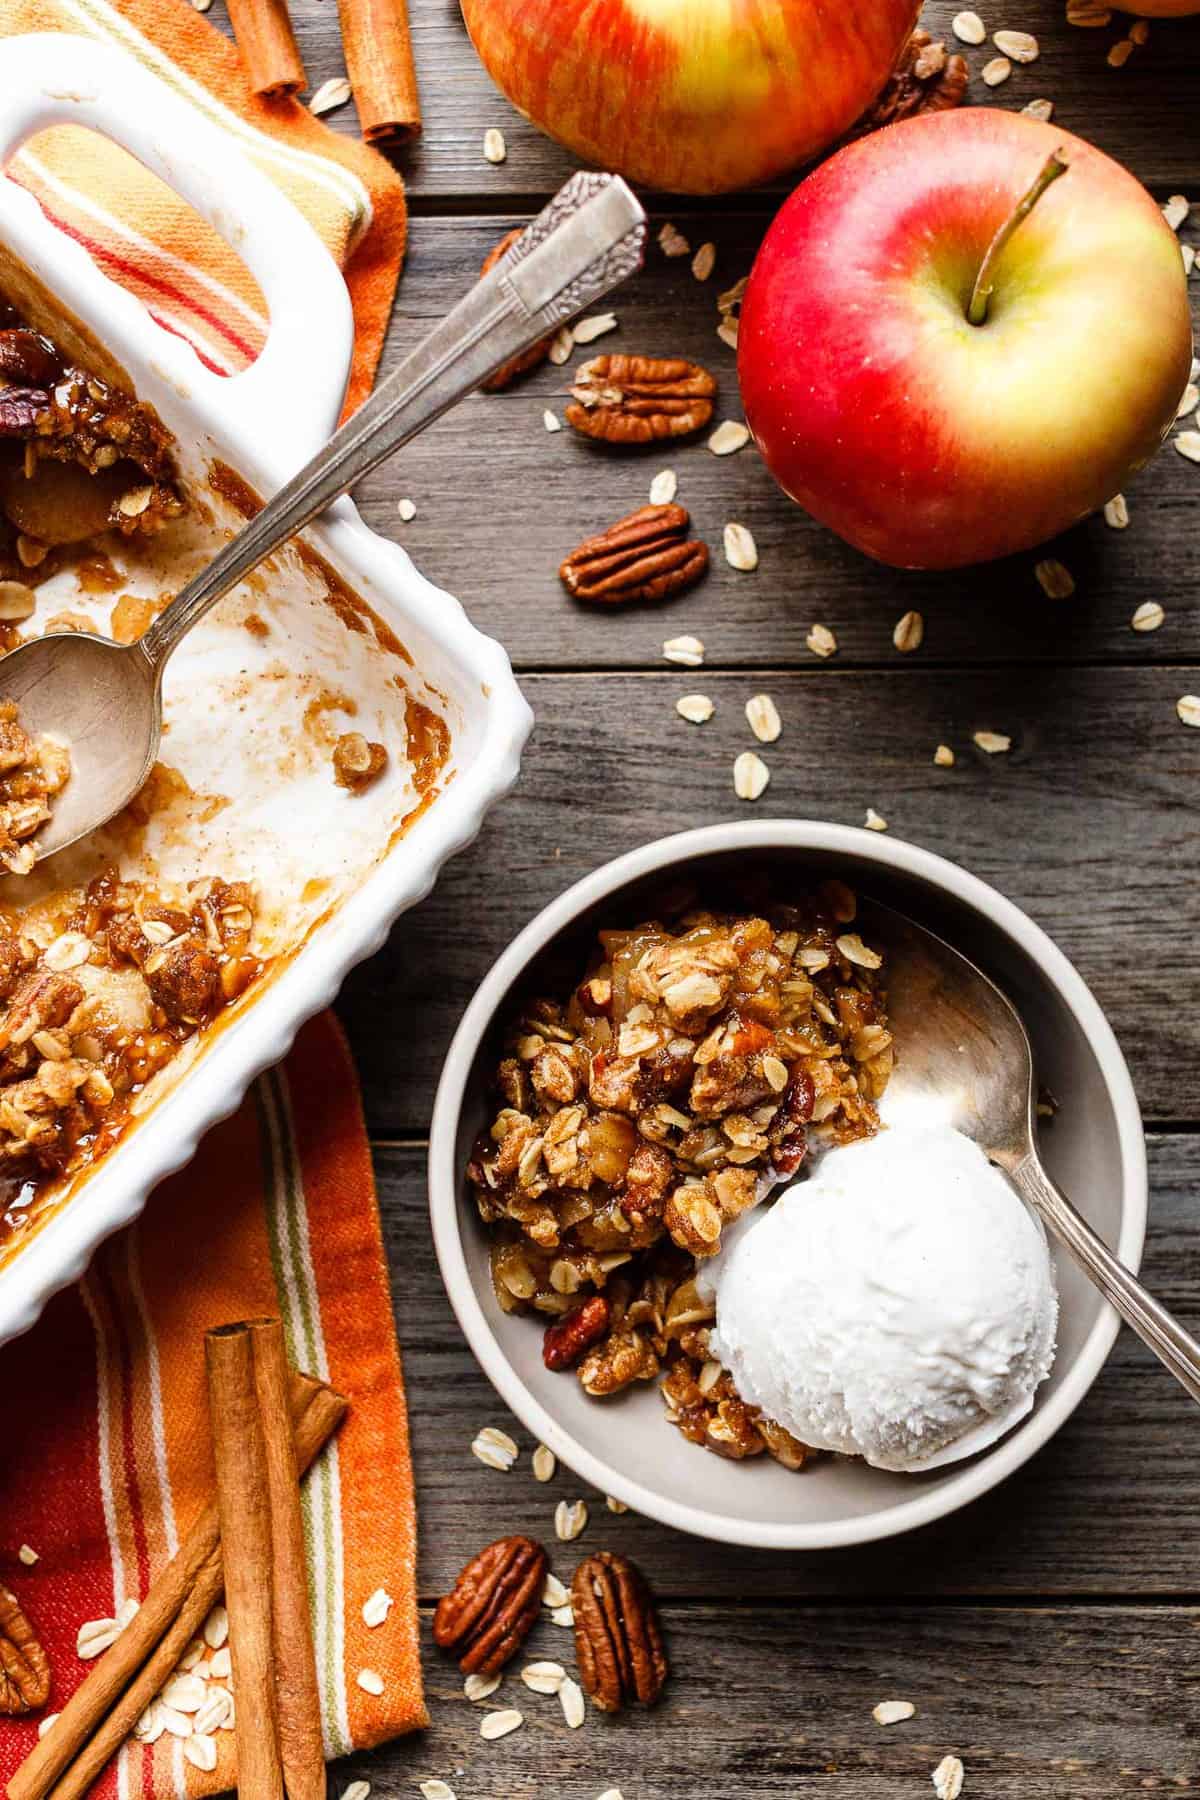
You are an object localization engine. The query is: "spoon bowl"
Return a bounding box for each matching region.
[0,630,158,858]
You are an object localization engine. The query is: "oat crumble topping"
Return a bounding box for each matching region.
[467,883,891,1471]
[0,703,70,875]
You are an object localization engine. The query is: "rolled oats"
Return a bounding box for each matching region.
[16,1546,37,1567]
[744,694,781,743]
[420,1785,456,1800]
[1104,493,1129,529]
[479,1708,523,1739]
[993,28,1038,58]
[605,1495,629,1514]
[723,522,758,571]
[1164,195,1190,231]
[933,1756,965,1800]
[662,634,705,667]
[362,1587,393,1627]
[981,54,1012,83]
[676,694,715,725]
[1179,385,1199,418]
[1035,558,1075,598]
[183,1736,217,1772]
[550,1605,575,1627]
[310,78,352,116]
[973,729,1012,753]
[952,10,986,41]
[471,1426,518,1471]
[873,1700,916,1725]
[543,410,562,434]
[464,1672,502,1701]
[521,1660,566,1694]
[733,751,770,801]
[1131,602,1164,632]
[691,242,717,282]
[1176,695,1200,727]
[649,469,678,505]
[532,1443,557,1482]
[573,314,619,345]
[482,127,507,163]
[934,743,956,768]
[542,1573,570,1609]
[893,610,924,653]
[397,497,416,521]
[1022,97,1054,119]
[548,327,575,366]
[555,1499,589,1541]
[864,808,888,832]
[708,420,749,456]
[806,623,837,659]
[559,1676,586,1729]
[76,1618,120,1660]
[356,1668,385,1696]
[342,1786,371,1800]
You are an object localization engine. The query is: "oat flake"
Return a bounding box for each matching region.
[837,933,883,971]
[184,1737,217,1773]
[934,744,956,768]
[864,808,888,832]
[397,497,416,521]
[1176,694,1200,727]
[952,10,986,42]
[521,1661,566,1694]
[993,28,1038,58]
[357,1668,385,1696]
[420,1785,457,1800]
[548,326,574,366]
[745,693,781,743]
[573,313,618,345]
[465,1672,502,1702]
[542,1572,570,1609]
[1163,195,1190,231]
[560,1677,586,1730]
[550,1604,575,1627]
[309,77,352,116]
[480,1708,523,1740]
[692,241,716,282]
[708,420,750,456]
[532,1443,557,1482]
[676,694,715,724]
[483,127,507,163]
[733,751,770,801]
[1022,97,1054,119]
[649,469,678,505]
[716,316,739,351]
[723,521,758,571]
[1179,385,1199,419]
[662,634,705,667]
[17,1545,37,1566]
[981,54,1012,83]
[362,1587,393,1627]
[974,729,1012,753]
[1103,493,1129,529]
[807,623,837,659]
[605,1496,629,1514]
[543,410,562,434]
[1175,430,1200,462]
[893,610,924,653]
[873,1699,916,1726]
[932,1756,965,1800]
[555,1498,588,1541]
[1131,601,1164,632]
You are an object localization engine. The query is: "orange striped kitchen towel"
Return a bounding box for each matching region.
[0,1012,427,1796]
[0,0,406,415]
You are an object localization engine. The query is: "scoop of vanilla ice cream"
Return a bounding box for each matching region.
[707,1121,1058,1473]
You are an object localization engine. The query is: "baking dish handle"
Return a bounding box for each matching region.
[0,33,353,455]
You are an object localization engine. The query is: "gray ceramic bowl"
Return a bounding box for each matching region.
[429,822,1147,1549]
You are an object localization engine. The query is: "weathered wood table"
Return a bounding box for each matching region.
[235,1,1200,1789]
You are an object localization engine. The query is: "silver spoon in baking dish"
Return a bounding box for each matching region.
[863,898,1200,1406]
[0,171,646,861]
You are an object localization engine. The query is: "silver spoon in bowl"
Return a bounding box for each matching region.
[861,898,1200,1406]
[0,171,647,862]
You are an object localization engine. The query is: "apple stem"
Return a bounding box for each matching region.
[967,150,1070,327]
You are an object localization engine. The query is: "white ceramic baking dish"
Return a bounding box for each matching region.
[0,33,532,1342]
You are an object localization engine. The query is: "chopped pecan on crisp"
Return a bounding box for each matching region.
[143,936,220,1023]
[0,1584,50,1714]
[852,28,968,134]
[479,231,557,391]
[543,1293,610,1370]
[0,390,49,438]
[565,355,717,444]
[572,1552,667,1713]
[332,731,388,792]
[432,1535,548,1675]
[0,331,60,388]
[559,504,709,607]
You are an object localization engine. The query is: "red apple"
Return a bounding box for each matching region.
[460,0,922,195]
[738,109,1192,569]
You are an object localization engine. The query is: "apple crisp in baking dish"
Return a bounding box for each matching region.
[0,277,453,1260]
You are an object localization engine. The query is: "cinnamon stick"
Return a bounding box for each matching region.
[206,1323,285,1800]
[337,0,422,143]
[9,1374,346,1800]
[248,1320,326,1800]
[226,0,307,98]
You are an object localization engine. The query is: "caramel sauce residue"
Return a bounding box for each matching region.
[110,592,161,645]
[302,688,358,747]
[77,554,123,595]
[405,696,451,797]
[244,612,269,639]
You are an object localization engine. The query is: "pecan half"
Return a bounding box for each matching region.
[559,504,708,608]
[0,1584,50,1714]
[572,1551,667,1712]
[852,29,968,134]
[480,232,556,392]
[543,1293,610,1370]
[0,331,60,387]
[0,388,49,438]
[432,1535,548,1675]
[565,355,717,444]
